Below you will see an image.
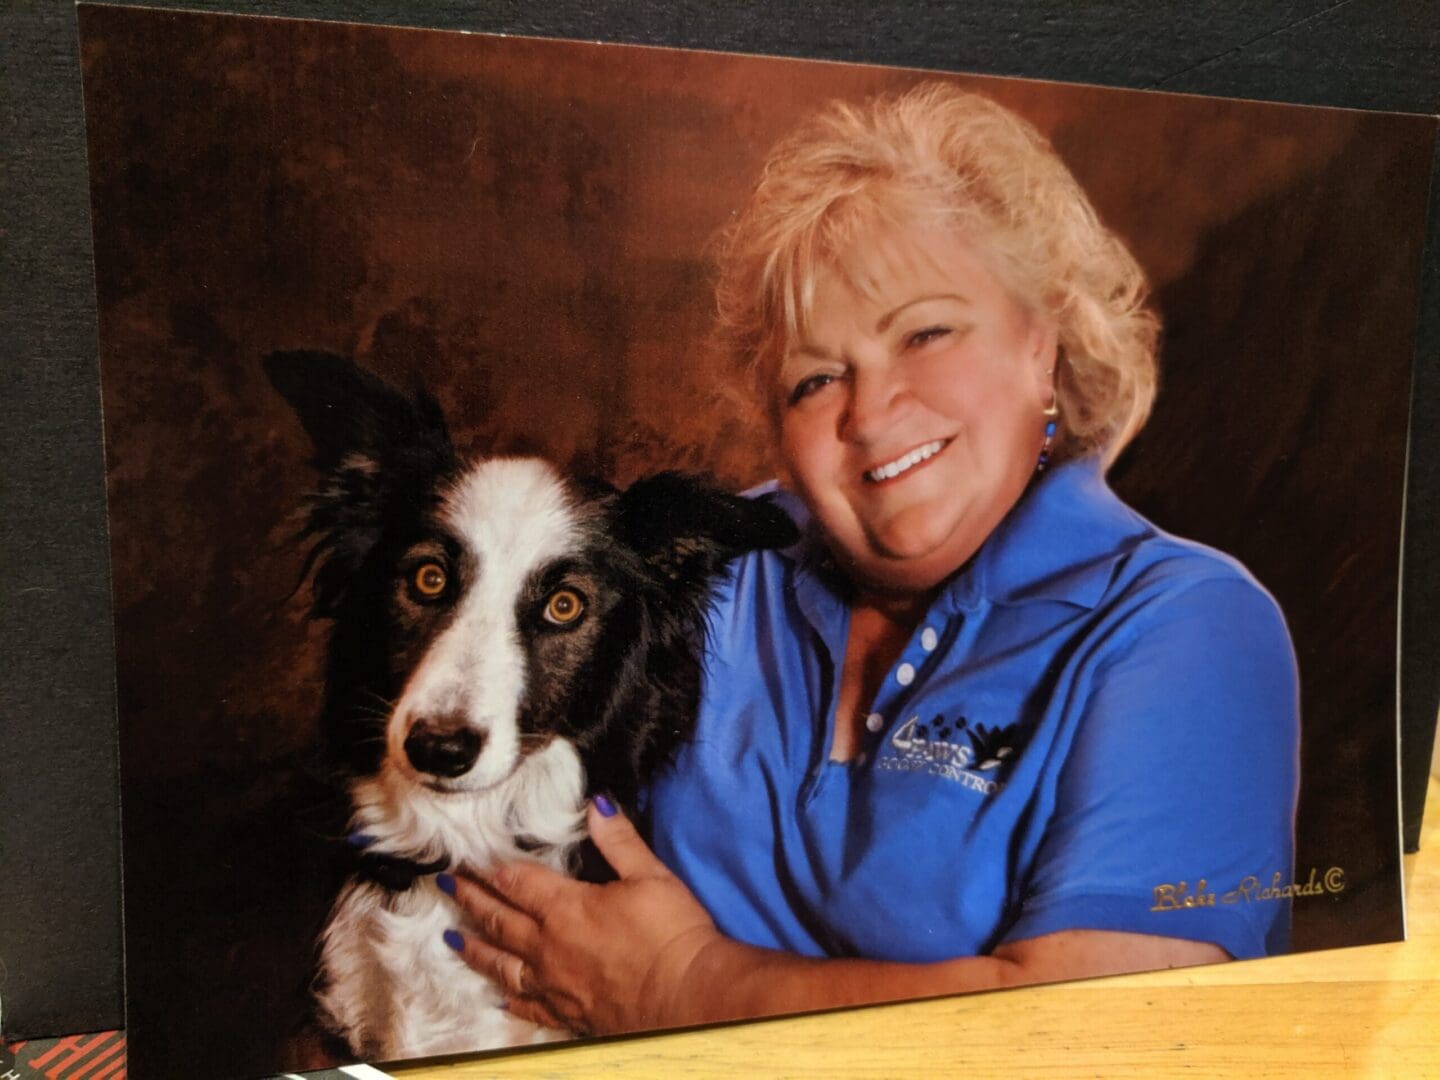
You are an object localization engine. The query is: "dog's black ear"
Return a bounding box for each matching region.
[263,349,451,474]
[265,350,456,616]
[614,472,798,581]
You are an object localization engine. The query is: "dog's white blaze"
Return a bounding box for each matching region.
[387,458,585,792]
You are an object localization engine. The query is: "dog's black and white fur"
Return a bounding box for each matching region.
[265,351,795,1061]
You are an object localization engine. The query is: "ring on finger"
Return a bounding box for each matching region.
[497,953,531,995]
[484,905,505,942]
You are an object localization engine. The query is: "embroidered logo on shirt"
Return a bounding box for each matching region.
[879,715,1023,794]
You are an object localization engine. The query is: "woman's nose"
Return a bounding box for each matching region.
[840,361,910,444]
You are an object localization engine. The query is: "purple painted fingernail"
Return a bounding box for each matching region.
[497,1001,509,1011]
[346,830,376,848]
[594,794,617,818]
[443,929,464,952]
[436,871,456,896]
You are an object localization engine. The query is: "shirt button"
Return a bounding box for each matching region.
[865,712,884,733]
[896,663,916,686]
[920,627,938,652]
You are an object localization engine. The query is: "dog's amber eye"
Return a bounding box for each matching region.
[412,562,448,599]
[543,588,585,626]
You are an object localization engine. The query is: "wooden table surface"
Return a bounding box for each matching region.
[395,777,1440,1078]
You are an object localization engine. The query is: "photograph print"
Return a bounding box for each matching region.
[76,6,1433,1077]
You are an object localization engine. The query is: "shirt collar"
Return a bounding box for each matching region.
[767,454,1146,616]
[951,454,1147,611]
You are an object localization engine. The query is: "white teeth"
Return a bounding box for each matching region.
[865,439,947,483]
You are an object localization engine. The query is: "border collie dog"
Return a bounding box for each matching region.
[265,351,795,1061]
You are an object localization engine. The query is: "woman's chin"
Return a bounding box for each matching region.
[849,525,974,595]
[869,506,963,557]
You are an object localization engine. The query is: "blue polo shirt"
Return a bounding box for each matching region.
[646,455,1300,962]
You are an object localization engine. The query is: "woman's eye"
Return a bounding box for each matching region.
[787,373,836,407]
[543,588,586,626]
[411,562,448,600]
[906,326,951,348]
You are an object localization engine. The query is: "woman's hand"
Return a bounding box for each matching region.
[441,797,726,1035]
[441,797,1232,1035]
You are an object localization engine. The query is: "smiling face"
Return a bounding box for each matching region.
[774,223,1058,595]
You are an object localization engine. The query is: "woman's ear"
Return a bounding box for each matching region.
[1028,321,1061,407]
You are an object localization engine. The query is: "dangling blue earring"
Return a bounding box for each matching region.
[1037,370,1059,473]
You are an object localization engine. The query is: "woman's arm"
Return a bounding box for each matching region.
[444,800,1225,1035]
[687,927,1224,1026]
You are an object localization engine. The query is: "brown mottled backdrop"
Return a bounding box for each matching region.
[77,7,1433,1078]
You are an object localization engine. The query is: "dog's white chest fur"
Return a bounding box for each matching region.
[317,739,585,1060]
[319,879,553,1059]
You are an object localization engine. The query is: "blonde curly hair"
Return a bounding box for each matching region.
[712,81,1159,467]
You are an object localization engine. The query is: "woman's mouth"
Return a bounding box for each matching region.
[863,438,951,484]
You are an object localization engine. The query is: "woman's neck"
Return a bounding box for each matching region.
[852,585,937,631]
[828,587,936,762]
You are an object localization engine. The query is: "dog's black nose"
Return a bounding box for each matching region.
[403,720,484,778]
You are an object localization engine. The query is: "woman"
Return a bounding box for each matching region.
[438,82,1300,1035]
